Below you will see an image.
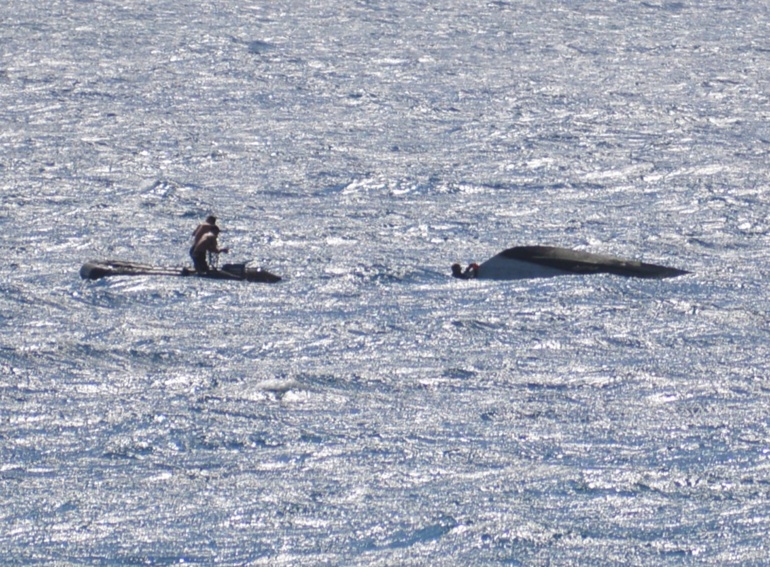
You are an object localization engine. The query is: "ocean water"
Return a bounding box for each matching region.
[3,0,770,564]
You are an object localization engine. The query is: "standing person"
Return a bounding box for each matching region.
[190,215,218,270]
[190,225,229,273]
[192,215,218,245]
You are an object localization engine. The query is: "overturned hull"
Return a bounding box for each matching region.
[80,260,281,283]
[455,246,690,280]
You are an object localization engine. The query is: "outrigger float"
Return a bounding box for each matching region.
[80,260,281,283]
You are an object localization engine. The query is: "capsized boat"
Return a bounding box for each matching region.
[452,246,690,280]
[80,260,281,283]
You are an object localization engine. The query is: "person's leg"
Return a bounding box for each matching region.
[193,251,209,273]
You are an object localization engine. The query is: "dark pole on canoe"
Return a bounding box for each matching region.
[209,251,219,271]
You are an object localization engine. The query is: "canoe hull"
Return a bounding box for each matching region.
[80,260,281,283]
[470,246,689,280]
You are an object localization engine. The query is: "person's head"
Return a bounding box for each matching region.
[205,215,217,225]
[210,225,221,235]
[451,263,463,278]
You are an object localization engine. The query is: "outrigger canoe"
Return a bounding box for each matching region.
[80,260,281,283]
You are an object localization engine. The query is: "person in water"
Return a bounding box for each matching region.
[191,225,229,273]
[451,263,479,279]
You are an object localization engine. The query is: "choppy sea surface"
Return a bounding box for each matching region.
[3,1,770,564]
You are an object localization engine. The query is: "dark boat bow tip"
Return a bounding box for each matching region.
[635,265,691,279]
[80,261,110,280]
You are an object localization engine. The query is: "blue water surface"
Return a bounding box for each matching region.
[2,0,770,564]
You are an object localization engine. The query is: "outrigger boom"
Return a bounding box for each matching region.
[80,260,281,283]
